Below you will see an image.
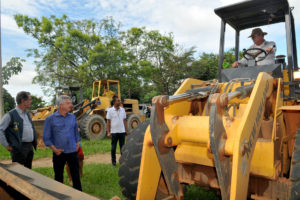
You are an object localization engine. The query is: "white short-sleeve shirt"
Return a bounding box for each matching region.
[239,40,276,66]
[106,106,126,133]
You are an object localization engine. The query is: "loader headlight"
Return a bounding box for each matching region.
[294,71,300,80]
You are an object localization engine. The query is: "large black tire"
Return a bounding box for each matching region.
[289,128,300,199]
[79,115,88,138]
[118,121,150,200]
[80,114,106,140]
[127,113,142,134]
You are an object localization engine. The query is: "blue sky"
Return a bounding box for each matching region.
[2,0,300,103]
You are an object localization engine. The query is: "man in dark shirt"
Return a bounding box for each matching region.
[43,95,82,191]
[0,91,37,169]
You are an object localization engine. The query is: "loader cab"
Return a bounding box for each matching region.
[55,85,81,105]
[92,80,121,100]
[215,0,299,100]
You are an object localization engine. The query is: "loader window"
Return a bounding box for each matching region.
[108,83,118,98]
[100,86,105,96]
[92,82,101,98]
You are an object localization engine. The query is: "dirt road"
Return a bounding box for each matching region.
[0,153,120,168]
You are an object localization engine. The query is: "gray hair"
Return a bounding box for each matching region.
[56,95,71,106]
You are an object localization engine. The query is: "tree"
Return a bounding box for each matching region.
[14,15,196,100]
[122,27,195,96]
[2,57,25,84]
[30,95,46,110]
[189,53,218,81]
[3,88,15,113]
[14,15,141,98]
[1,57,24,114]
[188,49,237,81]
[222,48,238,69]
[14,14,239,102]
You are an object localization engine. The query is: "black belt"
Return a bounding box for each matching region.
[22,142,33,145]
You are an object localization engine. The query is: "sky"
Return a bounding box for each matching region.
[2,0,300,103]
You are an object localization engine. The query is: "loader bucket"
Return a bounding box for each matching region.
[32,119,46,148]
[0,163,103,200]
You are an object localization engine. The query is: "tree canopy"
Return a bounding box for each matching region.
[14,14,237,103]
[30,95,46,110]
[2,57,25,85]
[14,15,137,98]
[3,88,15,113]
[1,57,25,113]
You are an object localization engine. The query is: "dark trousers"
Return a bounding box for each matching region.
[11,142,34,169]
[111,133,126,164]
[53,152,82,191]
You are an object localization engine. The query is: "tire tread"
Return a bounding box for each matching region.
[118,121,150,200]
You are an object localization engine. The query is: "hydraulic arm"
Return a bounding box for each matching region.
[137,72,273,200]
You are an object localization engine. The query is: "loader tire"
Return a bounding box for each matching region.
[289,128,300,199]
[118,120,150,200]
[80,115,106,140]
[79,116,88,138]
[127,113,142,134]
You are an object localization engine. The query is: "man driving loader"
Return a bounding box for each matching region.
[103,87,115,98]
[232,28,276,67]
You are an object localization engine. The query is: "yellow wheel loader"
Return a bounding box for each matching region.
[118,0,300,199]
[76,80,145,139]
[31,80,145,141]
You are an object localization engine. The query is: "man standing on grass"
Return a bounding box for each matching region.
[43,95,82,191]
[106,97,128,166]
[0,91,37,169]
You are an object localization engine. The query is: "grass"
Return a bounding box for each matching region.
[33,163,219,200]
[185,185,220,200]
[33,163,125,200]
[1,137,218,200]
[0,138,118,160]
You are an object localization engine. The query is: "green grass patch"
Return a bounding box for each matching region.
[0,138,118,160]
[32,163,218,200]
[33,163,124,200]
[184,185,220,200]
[81,138,121,155]
[0,146,12,160]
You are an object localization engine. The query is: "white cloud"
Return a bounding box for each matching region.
[89,0,223,51]
[1,14,24,34]
[7,69,35,87]
[219,0,241,6]
[144,1,221,51]
[290,0,300,26]
[2,0,40,16]
[3,63,49,102]
[87,0,300,53]
[3,83,49,103]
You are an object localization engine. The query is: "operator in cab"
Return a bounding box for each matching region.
[103,87,115,98]
[232,28,276,68]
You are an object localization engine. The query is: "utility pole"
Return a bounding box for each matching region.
[0,0,4,119]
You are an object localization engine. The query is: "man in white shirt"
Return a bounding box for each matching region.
[232,28,276,67]
[106,97,128,166]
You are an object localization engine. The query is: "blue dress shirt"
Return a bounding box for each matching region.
[43,111,81,153]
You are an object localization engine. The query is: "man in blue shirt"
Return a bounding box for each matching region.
[43,95,82,191]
